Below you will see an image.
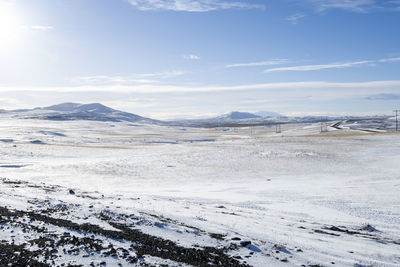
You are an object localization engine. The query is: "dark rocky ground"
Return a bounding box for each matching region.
[0,178,259,266]
[0,205,253,266]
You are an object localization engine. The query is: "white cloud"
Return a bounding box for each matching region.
[265,57,400,73]
[286,13,306,24]
[265,60,369,72]
[75,76,158,84]
[2,80,400,94]
[125,0,265,12]
[183,54,200,60]
[226,59,288,68]
[365,93,400,100]
[21,25,54,31]
[311,0,375,12]
[306,0,400,12]
[378,57,400,62]
[74,71,185,85]
[134,71,185,78]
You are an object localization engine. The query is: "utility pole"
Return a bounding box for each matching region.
[320,116,323,133]
[394,110,400,132]
[276,123,281,133]
[320,116,328,133]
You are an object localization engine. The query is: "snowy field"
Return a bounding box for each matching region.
[0,117,399,266]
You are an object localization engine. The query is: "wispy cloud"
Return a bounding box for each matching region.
[265,57,400,73]
[265,60,369,72]
[134,71,185,78]
[125,0,265,12]
[286,13,306,24]
[75,76,158,84]
[74,71,185,85]
[377,57,400,63]
[305,0,400,12]
[226,59,289,68]
[183,54,200,60]
[365,93,400,100]
[4,80,400,94]
[309,0,375,12]
[21,25,54,31]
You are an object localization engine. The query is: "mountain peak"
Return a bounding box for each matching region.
[74,103,114,113]
[43,103,114,113]
[43,103,82,111]
[222,111,261,120]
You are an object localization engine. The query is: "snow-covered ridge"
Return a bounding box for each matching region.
[1,102,161,124]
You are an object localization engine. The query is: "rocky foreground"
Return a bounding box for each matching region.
[0,178,270,266]
[1,177,397,267]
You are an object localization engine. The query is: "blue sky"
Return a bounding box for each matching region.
[0,0,399,119]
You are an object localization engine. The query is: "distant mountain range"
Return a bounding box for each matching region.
[170,111,287,127]
[0,102,392,128]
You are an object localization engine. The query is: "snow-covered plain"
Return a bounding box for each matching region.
[0,117,399,266]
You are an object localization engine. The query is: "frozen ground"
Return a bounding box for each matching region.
[0,117,399,266]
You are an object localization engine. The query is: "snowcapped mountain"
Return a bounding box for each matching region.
[1,103,161,124]
[43,103,121,114]
[214,111,287,122]
[217,111,261,120]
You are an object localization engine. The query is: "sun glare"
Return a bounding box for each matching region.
[0,1,22,50]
